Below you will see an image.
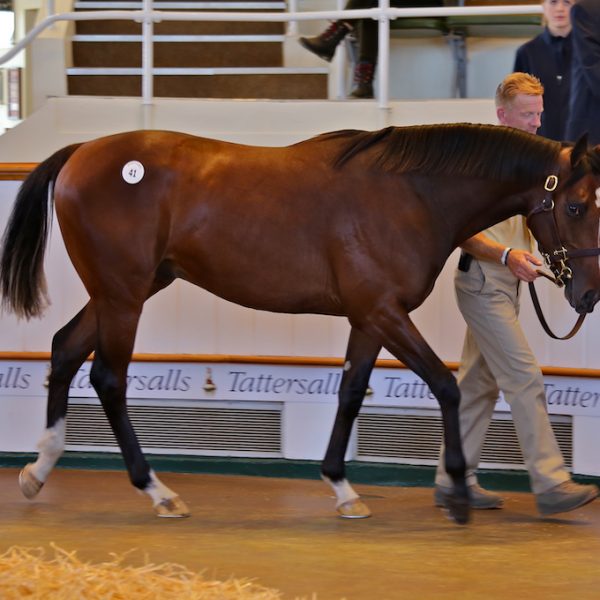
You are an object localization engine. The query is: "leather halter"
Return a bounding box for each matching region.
[526,174,600,340]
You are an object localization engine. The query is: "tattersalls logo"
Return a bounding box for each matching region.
[0,366,31,390]
[544,383,600,410]
[2,359,599,417]
[381,375,436,401]
[69,366,192,393]
[227,370,342,396]
[362,371,600,416]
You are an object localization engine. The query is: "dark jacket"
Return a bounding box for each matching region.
[565,0,600,145]
[514,28,572,142]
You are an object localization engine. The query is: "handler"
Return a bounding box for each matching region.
[434,72,599,517]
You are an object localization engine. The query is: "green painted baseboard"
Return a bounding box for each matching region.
[1,452,598,492]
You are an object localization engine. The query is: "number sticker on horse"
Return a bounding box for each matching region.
[122,161,145,184]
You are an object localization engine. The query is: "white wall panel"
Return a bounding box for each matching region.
[136,283,182,354]
[0,396,46,451]
[2,178,598,367]
[253,311,293,356]
[1,98,598,366]
[175,283,218,355]
[291,314,337,357]
[573,416,600,477]
[215,299,256,355]
[282,401,338,460]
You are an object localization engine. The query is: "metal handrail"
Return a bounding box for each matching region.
[0,3,542,110]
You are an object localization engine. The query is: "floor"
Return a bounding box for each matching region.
[1,467,599,599]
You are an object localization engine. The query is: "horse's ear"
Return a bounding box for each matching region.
[590,145,600,175]
[570,134,589,167]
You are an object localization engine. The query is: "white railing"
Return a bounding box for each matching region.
[0,3,542,110]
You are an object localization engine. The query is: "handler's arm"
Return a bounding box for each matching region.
[461,233,541,282]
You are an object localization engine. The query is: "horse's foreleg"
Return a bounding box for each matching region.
[90,299,189,518]
[20,304,97,499]
[321,327,380,518]
[364,303,469,524]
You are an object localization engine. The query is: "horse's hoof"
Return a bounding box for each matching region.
[337,498,371,519]
[154,495,190,518]
[19,464,44,499]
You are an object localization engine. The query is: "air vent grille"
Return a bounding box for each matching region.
[357,410,572,469]
[65,402,282,456]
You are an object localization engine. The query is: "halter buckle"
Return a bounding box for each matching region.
[544,175,558,192]
[553,247,568,261]
[542,247,572,288]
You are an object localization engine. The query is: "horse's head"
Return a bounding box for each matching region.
[526,136,600,314]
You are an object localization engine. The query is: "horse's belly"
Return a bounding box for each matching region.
[177,263,343,317]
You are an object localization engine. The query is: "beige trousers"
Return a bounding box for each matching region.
[435,258,569,494]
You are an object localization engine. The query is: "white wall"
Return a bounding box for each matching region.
[1,95,599,366]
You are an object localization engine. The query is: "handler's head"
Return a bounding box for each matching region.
[495,72,544,135]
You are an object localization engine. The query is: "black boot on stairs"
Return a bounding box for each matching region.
[299,21,352,62]
[350,60,375,99]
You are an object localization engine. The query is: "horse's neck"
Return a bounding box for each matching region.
[447,182,532,249]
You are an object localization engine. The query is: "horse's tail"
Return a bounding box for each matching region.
[0,143,82,319]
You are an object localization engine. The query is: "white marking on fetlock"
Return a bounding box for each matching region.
[144,471,190,517]
[321,475,359,508]
[29,419,66,483]
[144,470,178,506]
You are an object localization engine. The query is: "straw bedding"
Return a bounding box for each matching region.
[0,544,283,599]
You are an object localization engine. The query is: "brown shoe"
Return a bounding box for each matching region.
[434,483,504,510]
[536,480,599,517]
[299,21,352,62]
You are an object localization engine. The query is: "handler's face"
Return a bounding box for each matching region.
[497,93,544,135]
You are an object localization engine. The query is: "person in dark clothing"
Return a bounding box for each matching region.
[566,0,600,145]
[298,1,443,99]
[513,0,573,141]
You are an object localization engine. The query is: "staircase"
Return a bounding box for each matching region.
[67,0,329,99]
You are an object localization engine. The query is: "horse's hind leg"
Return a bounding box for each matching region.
[321,327,381,518]
[19,303,97,499]
[90,296,189,518]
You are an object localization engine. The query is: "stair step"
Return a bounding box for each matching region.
[75,1,286,8]
[68,66,327,75]
[72,34,285,41]
[75,20,284,35]
[67,73,328,98]
[72,41,285,67]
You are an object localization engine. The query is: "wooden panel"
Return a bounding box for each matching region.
[0,163,36,180]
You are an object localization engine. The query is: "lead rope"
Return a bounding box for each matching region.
[528,274,587,340]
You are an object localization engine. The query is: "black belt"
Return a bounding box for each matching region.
[458,251,473,272]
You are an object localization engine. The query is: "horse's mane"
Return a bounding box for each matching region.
[319,124,562,185]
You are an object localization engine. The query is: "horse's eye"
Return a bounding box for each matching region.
[567,203,583,217]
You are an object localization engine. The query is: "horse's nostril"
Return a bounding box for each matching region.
[581,289,600,313]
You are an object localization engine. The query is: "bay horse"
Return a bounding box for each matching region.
[2,124,600,525]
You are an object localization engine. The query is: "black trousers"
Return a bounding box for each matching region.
[342,0,443,64]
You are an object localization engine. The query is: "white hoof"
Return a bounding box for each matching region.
[154,495,190,518]
[19,464,44,499]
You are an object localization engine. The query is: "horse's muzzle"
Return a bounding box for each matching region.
[570,287,600,314]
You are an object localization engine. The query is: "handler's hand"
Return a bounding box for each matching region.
[506,249,542,282]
